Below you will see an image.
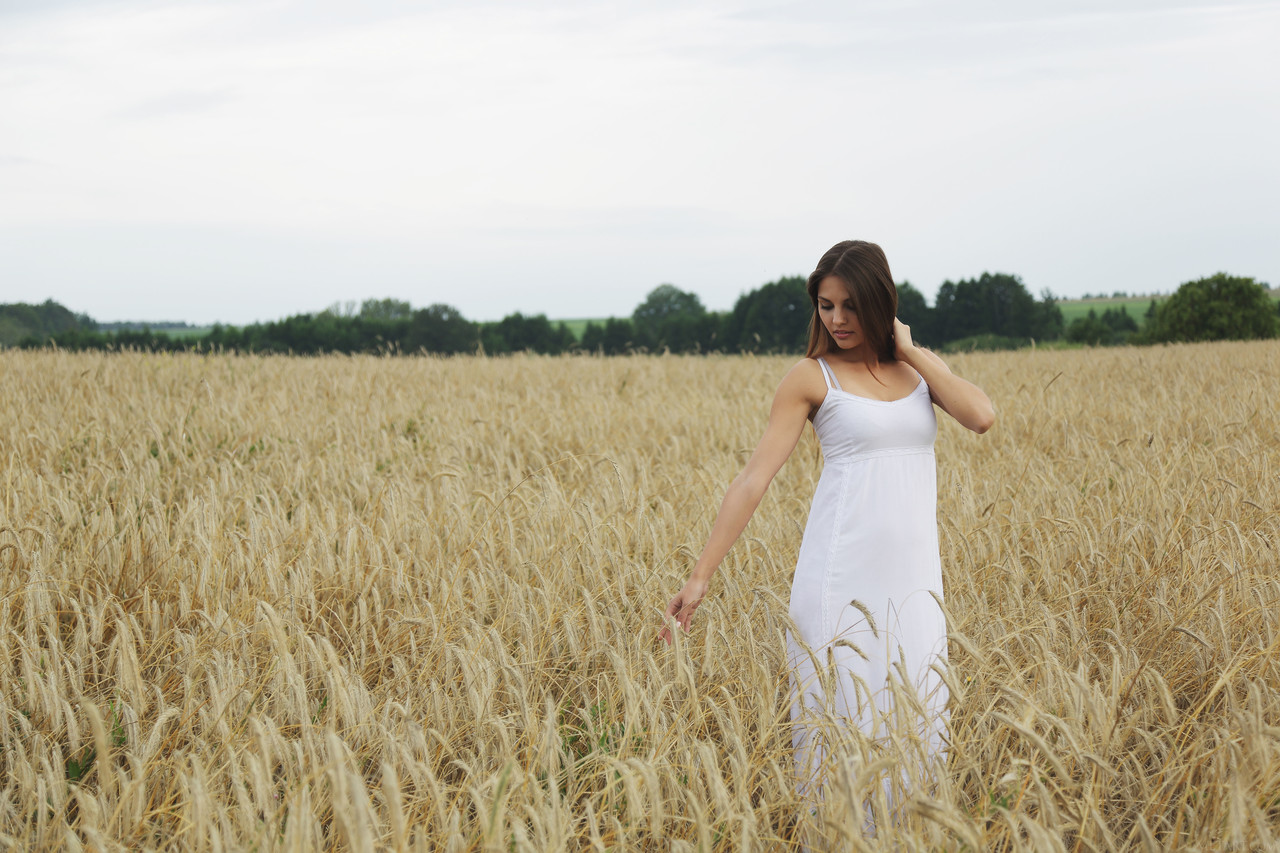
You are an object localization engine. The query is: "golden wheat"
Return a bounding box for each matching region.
[1,342,1277,851]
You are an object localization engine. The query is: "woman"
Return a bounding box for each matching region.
[659,240,994,810]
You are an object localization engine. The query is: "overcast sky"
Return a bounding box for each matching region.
[2,0,1277,324]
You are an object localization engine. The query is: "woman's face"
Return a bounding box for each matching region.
[816,275,863,351]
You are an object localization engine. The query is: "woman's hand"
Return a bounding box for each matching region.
[659,577,709,645]
[893,317,918,361]
[896,323,996,434]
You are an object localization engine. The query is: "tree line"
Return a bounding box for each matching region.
[5,271,1276,355]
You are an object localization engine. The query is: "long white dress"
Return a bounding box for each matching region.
[787,356,949,800]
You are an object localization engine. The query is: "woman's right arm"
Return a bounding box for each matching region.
[659,359,822,644]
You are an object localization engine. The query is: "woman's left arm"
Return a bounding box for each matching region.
[894,318,995,434]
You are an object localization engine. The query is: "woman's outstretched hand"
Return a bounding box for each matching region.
[659,577,709,645]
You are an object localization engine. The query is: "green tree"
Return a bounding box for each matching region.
[206,323,245,351]
[405,304,476,354]
[580,321,605,353]
[895,281,934,344]
[1067,308,1134,345]
[580,318,639,354]
[1103,306,1138,335]
[1142,273,1278,343]
[0,299,92,347]
[482,313,575,354]
[360,298,413,322]
[724,276,809,353]
[323,300,359,318]
[933,273,1061,344]
[631,284,708,352]
[1068,309,1097,345]
[1035,289,1065,341]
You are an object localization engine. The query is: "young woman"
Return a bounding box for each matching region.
[659,240,994,805]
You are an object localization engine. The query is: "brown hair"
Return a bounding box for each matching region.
[804,240,898,361]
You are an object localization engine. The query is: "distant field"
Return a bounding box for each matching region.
[161,325,214,339]
[1057,290,1279,326]
[1056,297,1161,325]
[555,317,601,340]
[96,324,214,339]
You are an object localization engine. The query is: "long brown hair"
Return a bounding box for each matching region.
[804,240,898,361]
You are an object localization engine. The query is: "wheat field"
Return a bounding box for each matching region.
[1,342,1278,851]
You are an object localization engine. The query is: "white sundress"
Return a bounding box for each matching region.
[787,355,949,799]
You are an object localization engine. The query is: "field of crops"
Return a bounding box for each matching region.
[2,342,1278,851]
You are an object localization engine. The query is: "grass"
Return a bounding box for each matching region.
[1,343,1278,850]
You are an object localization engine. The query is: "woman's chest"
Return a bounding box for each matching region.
[812,390,937,457]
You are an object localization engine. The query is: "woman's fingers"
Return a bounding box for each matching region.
[659,597,696,644]
[671,598,692,626]
[893,318,915,357]
[659,614,689,645]
[659,597,682,644]
[660,580,708,644]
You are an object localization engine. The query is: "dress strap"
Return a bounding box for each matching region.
[816,357,842,391]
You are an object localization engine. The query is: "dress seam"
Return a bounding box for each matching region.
[824,446,935,465]
[820,463,851,643]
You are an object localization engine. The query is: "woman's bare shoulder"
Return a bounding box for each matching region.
[778,357,827,406]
